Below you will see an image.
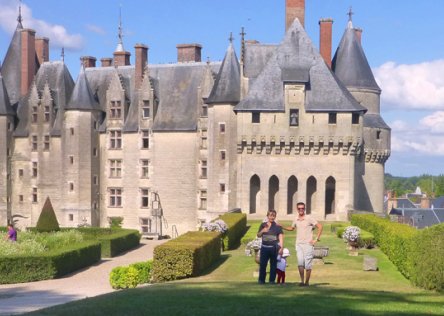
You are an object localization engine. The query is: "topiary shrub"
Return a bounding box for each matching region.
[36,197,60,233]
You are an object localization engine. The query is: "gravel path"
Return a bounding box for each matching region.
[0,238,166,315]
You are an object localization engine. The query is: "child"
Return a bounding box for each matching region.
[277,248,290,284]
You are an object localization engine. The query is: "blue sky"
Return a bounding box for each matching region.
[1,0,444,177]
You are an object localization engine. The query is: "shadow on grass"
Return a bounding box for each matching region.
[26,282,444,316]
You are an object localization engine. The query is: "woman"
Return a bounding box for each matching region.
[257,210,283,284]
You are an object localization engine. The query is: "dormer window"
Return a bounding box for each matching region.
[110,101,122,119]
[352,113,359,124]
[142,100,150,119]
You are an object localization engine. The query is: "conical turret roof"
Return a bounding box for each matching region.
[66,66,101,111]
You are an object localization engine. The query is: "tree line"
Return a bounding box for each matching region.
[385,174,444,198]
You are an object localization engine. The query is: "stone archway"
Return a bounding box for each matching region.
[306,176,317,215]
[249,175,260,214]
[268,175,279,211]
[325,176,336,215]
[287,176,298,214]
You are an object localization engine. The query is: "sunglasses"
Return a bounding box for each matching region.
[297,207,305,210]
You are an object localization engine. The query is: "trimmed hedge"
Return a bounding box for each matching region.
[218,213,247,250]
[0,241,101,284]
[351,214,444,290]
[75,228,141,257]
[151,231,221,282]
[110,260,153,289]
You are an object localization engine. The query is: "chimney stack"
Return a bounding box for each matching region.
[35,37,49,65]
[113,51,131,67]
[101,58,113,67]
[286,0,305,31]
[354,27,363,44]
[135,44,148,89]
[177,43,202,63]
[21,28,36,97]
[81,56,97,68]
[319,18,333,68]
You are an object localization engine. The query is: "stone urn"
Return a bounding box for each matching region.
[313,246,329,264]
[347,240,359,256]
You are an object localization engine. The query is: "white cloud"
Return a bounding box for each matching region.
[85,24,106,35]
[389,114,444,156]
[374,60,444,110]
[0,0,83,51]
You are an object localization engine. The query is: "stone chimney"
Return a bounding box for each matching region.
[319,18,333,68]
[101,58,113,67]
[35,37,49,65]
[177,44,202,63]
[81,56,97,68]
[21,28,36,97]
[420,197,431,209]
[135,43,148,89]
[113,51,131,67]
[354,27,363,44]
[286,0,305,31]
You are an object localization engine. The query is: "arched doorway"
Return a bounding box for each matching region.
[268,176,279,211]
[306,176,317,215]
[287,176,298,214]
[249,175,260,214]
[325,176,336,215]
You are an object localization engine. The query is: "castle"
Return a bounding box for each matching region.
[0,0,390,236]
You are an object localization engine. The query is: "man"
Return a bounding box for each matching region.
[284,202,322,286]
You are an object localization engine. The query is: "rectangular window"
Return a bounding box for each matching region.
[69,156,74,164]
[352,113,360,124]
[18,169,24,177]
[219,123,225,133]
[220,150,226,160]
[93,147,98,156]
[110,101,122,119]
[109,188,122,207]
[69,214,74,221]
[109,159,122,178]
[140,217,151,233]
[201,105,208,117]
[32,187,38,203]
[142,100,150,119]
[220,183,225,193]
[32,162,38,177]
[252,112,260,123]
[93,175,98,185]
[43,135,50,151]
[289,109,299,127]
[201,129,207,149]
[377,130,381,140]
[110,130,122,149]
[141,188,149,208]
[69,182,74,191]
[32,106,38,123]
[200,160,207,178]
[200,190,207,209]
[70,128,75,135]
[44,106,50,122]
[31,135,38,151]
[141,130,149,149]
[140,159,149,178]
[19,195,24,203]
[328,113,337,124]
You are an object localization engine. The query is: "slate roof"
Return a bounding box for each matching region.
[66,66,101,112]
[235,18,366,113]
[432,196,444,208]
[390,208,444,229]
[1,23,24,105]
[363,113,390,129]
[0,72,15,116]
[206,43,241,104]
[332,20,380,92]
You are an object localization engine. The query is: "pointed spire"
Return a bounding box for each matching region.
[66,64,101,111]
[61,47,65,62]
[347,6,354,29]
[228,32,234,44]
[240,27,246,64]
[17,0,23,27]
[116,5,124,52]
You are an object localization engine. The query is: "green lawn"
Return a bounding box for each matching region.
[26,221,444,316]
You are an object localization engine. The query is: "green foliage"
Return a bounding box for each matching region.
[108,217,124,228]
[218,213,247,250]
[93,229,141,258]
[36,197,60,232]
[151,231,221,282]
[110,260,153,289]
[409,223,444,291]
[385,173,444,197]
[0,241,101,284]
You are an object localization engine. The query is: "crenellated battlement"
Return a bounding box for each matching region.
[237,135,363,156]
[364,149,391,163]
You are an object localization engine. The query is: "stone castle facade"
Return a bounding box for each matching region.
[0,0,390,236]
